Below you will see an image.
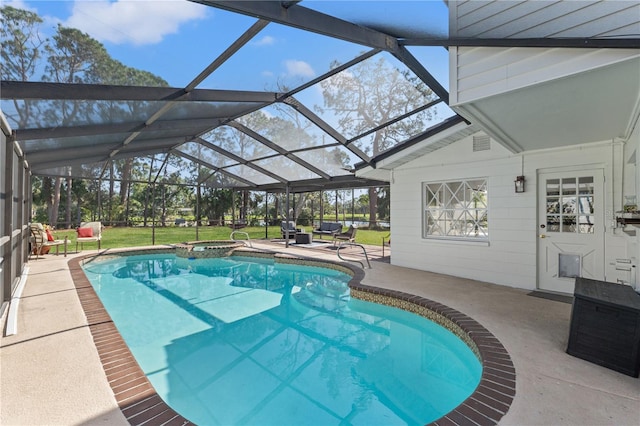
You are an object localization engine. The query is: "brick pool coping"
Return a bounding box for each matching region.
[69,248,515,425]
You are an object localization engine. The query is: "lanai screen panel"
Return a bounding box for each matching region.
[161,101,263,122]
[127,128,198,143]
[176,141,238,168]
[118,137,186,155]
[350,106,456,157]
[131,155,180,182]
[200,171,251,189]
[223,164,279,186]
[200,126,279,160]
[1,99,162,129]
[252,157,320,182]
[34,162,107,180]
[18,133,132,154]
[157,154,199,185]
[196,16,371,92]
[294,145,356,176]
[307,51,442,155]
[239,104,334,151]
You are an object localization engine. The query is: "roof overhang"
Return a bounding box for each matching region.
[453,56,640,153]
[356,117,480,181]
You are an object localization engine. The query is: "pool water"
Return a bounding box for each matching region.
[83,254,481,425]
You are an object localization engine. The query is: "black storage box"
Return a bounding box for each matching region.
[567,277,640,377]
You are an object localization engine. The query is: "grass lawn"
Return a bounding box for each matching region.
[52,225,390,250]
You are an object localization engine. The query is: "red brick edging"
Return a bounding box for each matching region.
[349,282,515,425]
[69,256,193,426]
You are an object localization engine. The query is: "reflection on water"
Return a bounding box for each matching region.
[84,254,481,426]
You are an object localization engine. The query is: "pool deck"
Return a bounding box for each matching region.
[1,241,639,425]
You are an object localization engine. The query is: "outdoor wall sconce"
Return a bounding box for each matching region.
[514,175,526,193]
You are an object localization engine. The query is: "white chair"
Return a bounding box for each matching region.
[29,223,68,259]
[76,221,103,251]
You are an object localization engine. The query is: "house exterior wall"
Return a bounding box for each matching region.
[389,133,636,291]
[448,0,640,105]
[620,120,640,286]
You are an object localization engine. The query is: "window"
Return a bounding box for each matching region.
[423,178,488,240]
[545,176,594,234]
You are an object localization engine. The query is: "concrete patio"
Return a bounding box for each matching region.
[1,241,638,425]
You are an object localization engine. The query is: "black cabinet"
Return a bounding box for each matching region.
[567,277,640,377]
[295,233,311,244]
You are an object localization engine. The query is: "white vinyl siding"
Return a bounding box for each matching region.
[389,132,624,290]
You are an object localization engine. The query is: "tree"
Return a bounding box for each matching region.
[104,64,168,215]
[0,6,55,220]
[0,6,46,82]
[39,25,114,225]
[3,6,169,225]
[318,55,437,227]
[377,186,390,222]
[1,6,48,129]
[200,187,233,225]
[44,25,110,84]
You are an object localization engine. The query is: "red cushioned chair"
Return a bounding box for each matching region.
[76,221,103,252]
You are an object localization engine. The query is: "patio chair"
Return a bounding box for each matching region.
[312,222,342,240]
[281,221,302,239]
[29,223,68,259]
[76,221,103,251]
[333,225,357,246]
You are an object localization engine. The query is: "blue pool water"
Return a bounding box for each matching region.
[83,254,481,425]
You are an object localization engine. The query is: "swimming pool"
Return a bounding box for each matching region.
[82,252,483,425]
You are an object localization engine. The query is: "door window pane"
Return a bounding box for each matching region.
[547,215,560,232]
[547,198,560,214]
[578,176,594,194]
[578,216,594,233]
[562,215,577,232]
[578,196,594,214]
[562,196,577,214]
[546,179,560,196]
[562,178,576,195]
[546,175,596,234]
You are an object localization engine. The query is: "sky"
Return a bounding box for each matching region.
[4,0,451,91]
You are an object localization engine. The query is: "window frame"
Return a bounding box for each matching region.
[422,178,489,242]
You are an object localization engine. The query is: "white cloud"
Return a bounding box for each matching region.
[284,59,315,78]
[4,0,32,11]
[253,35,275,46]
[63,0,208,46]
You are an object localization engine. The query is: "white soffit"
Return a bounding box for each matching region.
[454,56,640,153]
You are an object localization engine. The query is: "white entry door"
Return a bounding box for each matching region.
[537,169,605,294]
